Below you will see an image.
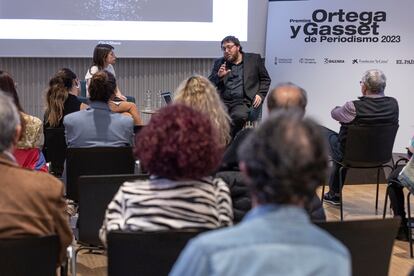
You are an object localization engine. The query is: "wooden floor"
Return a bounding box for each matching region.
[71,184,414,276]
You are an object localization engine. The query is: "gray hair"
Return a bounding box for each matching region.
[267,82,307,115]
[0,92,20,152]
[361,69,386,94]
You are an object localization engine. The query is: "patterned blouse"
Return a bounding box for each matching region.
[100,176,233,245]
[17,113,44,149]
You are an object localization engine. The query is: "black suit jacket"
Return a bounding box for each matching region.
[208,52,271,102]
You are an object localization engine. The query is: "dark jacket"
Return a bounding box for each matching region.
[208,52,271,102]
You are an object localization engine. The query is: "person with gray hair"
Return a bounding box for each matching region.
[218,82,326,222]
[171,110,351,276]
[323,69,399,205]
[0,92,72,264]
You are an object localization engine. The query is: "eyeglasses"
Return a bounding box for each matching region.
[221,44,236,52]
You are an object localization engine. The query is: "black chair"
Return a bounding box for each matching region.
[107,230,203,276]
[66,147,135,201]
[72,174,148,276]
[315,218,400,276]
[43,127,66,176]
[321,124,398,220]
[0,235,59,276]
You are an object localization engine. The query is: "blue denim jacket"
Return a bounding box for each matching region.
[170,205,350,276]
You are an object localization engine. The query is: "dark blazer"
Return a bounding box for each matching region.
[208,52,271,102]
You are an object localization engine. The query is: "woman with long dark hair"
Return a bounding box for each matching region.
[0,70,47,171]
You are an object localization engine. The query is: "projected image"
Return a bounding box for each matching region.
[0,0,213,22]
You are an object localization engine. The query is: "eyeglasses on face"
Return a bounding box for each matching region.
[221,44,236,52]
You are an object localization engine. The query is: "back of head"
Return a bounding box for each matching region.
[221,35,242,52]
[267,82,307,117]
[174,75,231,147]
[361,69,386,94]
[238,110,328,205]
[45,69,76,127]
[92,44,114,69]
[0,70,23,111]
[0,92,20,152]
[89,71,116,102]
[135,104,223,179]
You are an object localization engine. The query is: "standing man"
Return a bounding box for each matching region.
[209,35,271,138]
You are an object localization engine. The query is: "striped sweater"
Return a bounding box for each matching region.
[100,176,233,244]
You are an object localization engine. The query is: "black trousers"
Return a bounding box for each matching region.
[224,99,251,139]
[388,166,406,222]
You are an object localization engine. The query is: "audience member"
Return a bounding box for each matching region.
[0,93,72,263]
[0,70,47,171]
[387,134,414,241]
[208,35,271,138]
[99,104,233,245]
[85,43,126,100]
[64,70,134,147]
[171,110,351,276]
[43,68,87,175]
[174,75,231,148]
[217,82,326,222]
[323,69,399,205]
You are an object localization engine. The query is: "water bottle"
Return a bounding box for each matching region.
[144,90,152,111]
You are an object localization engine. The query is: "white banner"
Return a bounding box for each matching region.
[265,0,413,151]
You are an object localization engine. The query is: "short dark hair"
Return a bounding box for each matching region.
[92,43,114,70]
[267,82,307,115]
[134,104,223,179]
[221,35,243,52]
[89,71,116,102]
[238,110,328,205]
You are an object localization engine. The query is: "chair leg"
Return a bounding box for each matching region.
[375,168,380,212]
[339,167,344,221]
[407,192,413,258]
[383,185,389,219]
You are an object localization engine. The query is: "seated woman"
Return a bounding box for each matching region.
[85,44,142,125]
[99,104,233,244]
[387,134,414,241]
[64,70,134,148]
[0,70,47,172]
[43,68,88,175]
[174,75,231,148]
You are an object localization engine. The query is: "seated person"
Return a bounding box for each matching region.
[64,70,134,148]
[0,70,47,171]
[217,83,325,222]
[99,104,233,245]
[0,93,72,264]
[387,134,414,241]
[43,68,88,175]
[174,75,231,148]
[171,110,351,276]
[323,69,399,205]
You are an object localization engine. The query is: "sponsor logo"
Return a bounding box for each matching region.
[324,58,345,64]
[274,57,293,65]
[352,59,388,64]
[396,59,414,64]
[299,58,317,64]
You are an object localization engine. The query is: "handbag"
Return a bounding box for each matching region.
[398,157,414,193]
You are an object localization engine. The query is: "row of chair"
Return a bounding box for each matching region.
[0,217,400,276]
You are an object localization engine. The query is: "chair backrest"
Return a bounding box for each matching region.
[43,127,66,175]
[78,174,149,247]
[0,235,59,276]
[343,124,398,167]
[315,218,399,276]
[66,147,135,201]
[107,230,203,276]
[80,80,87,97]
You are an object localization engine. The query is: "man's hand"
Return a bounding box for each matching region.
[252,95,262,108]
[217,63,231,78]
